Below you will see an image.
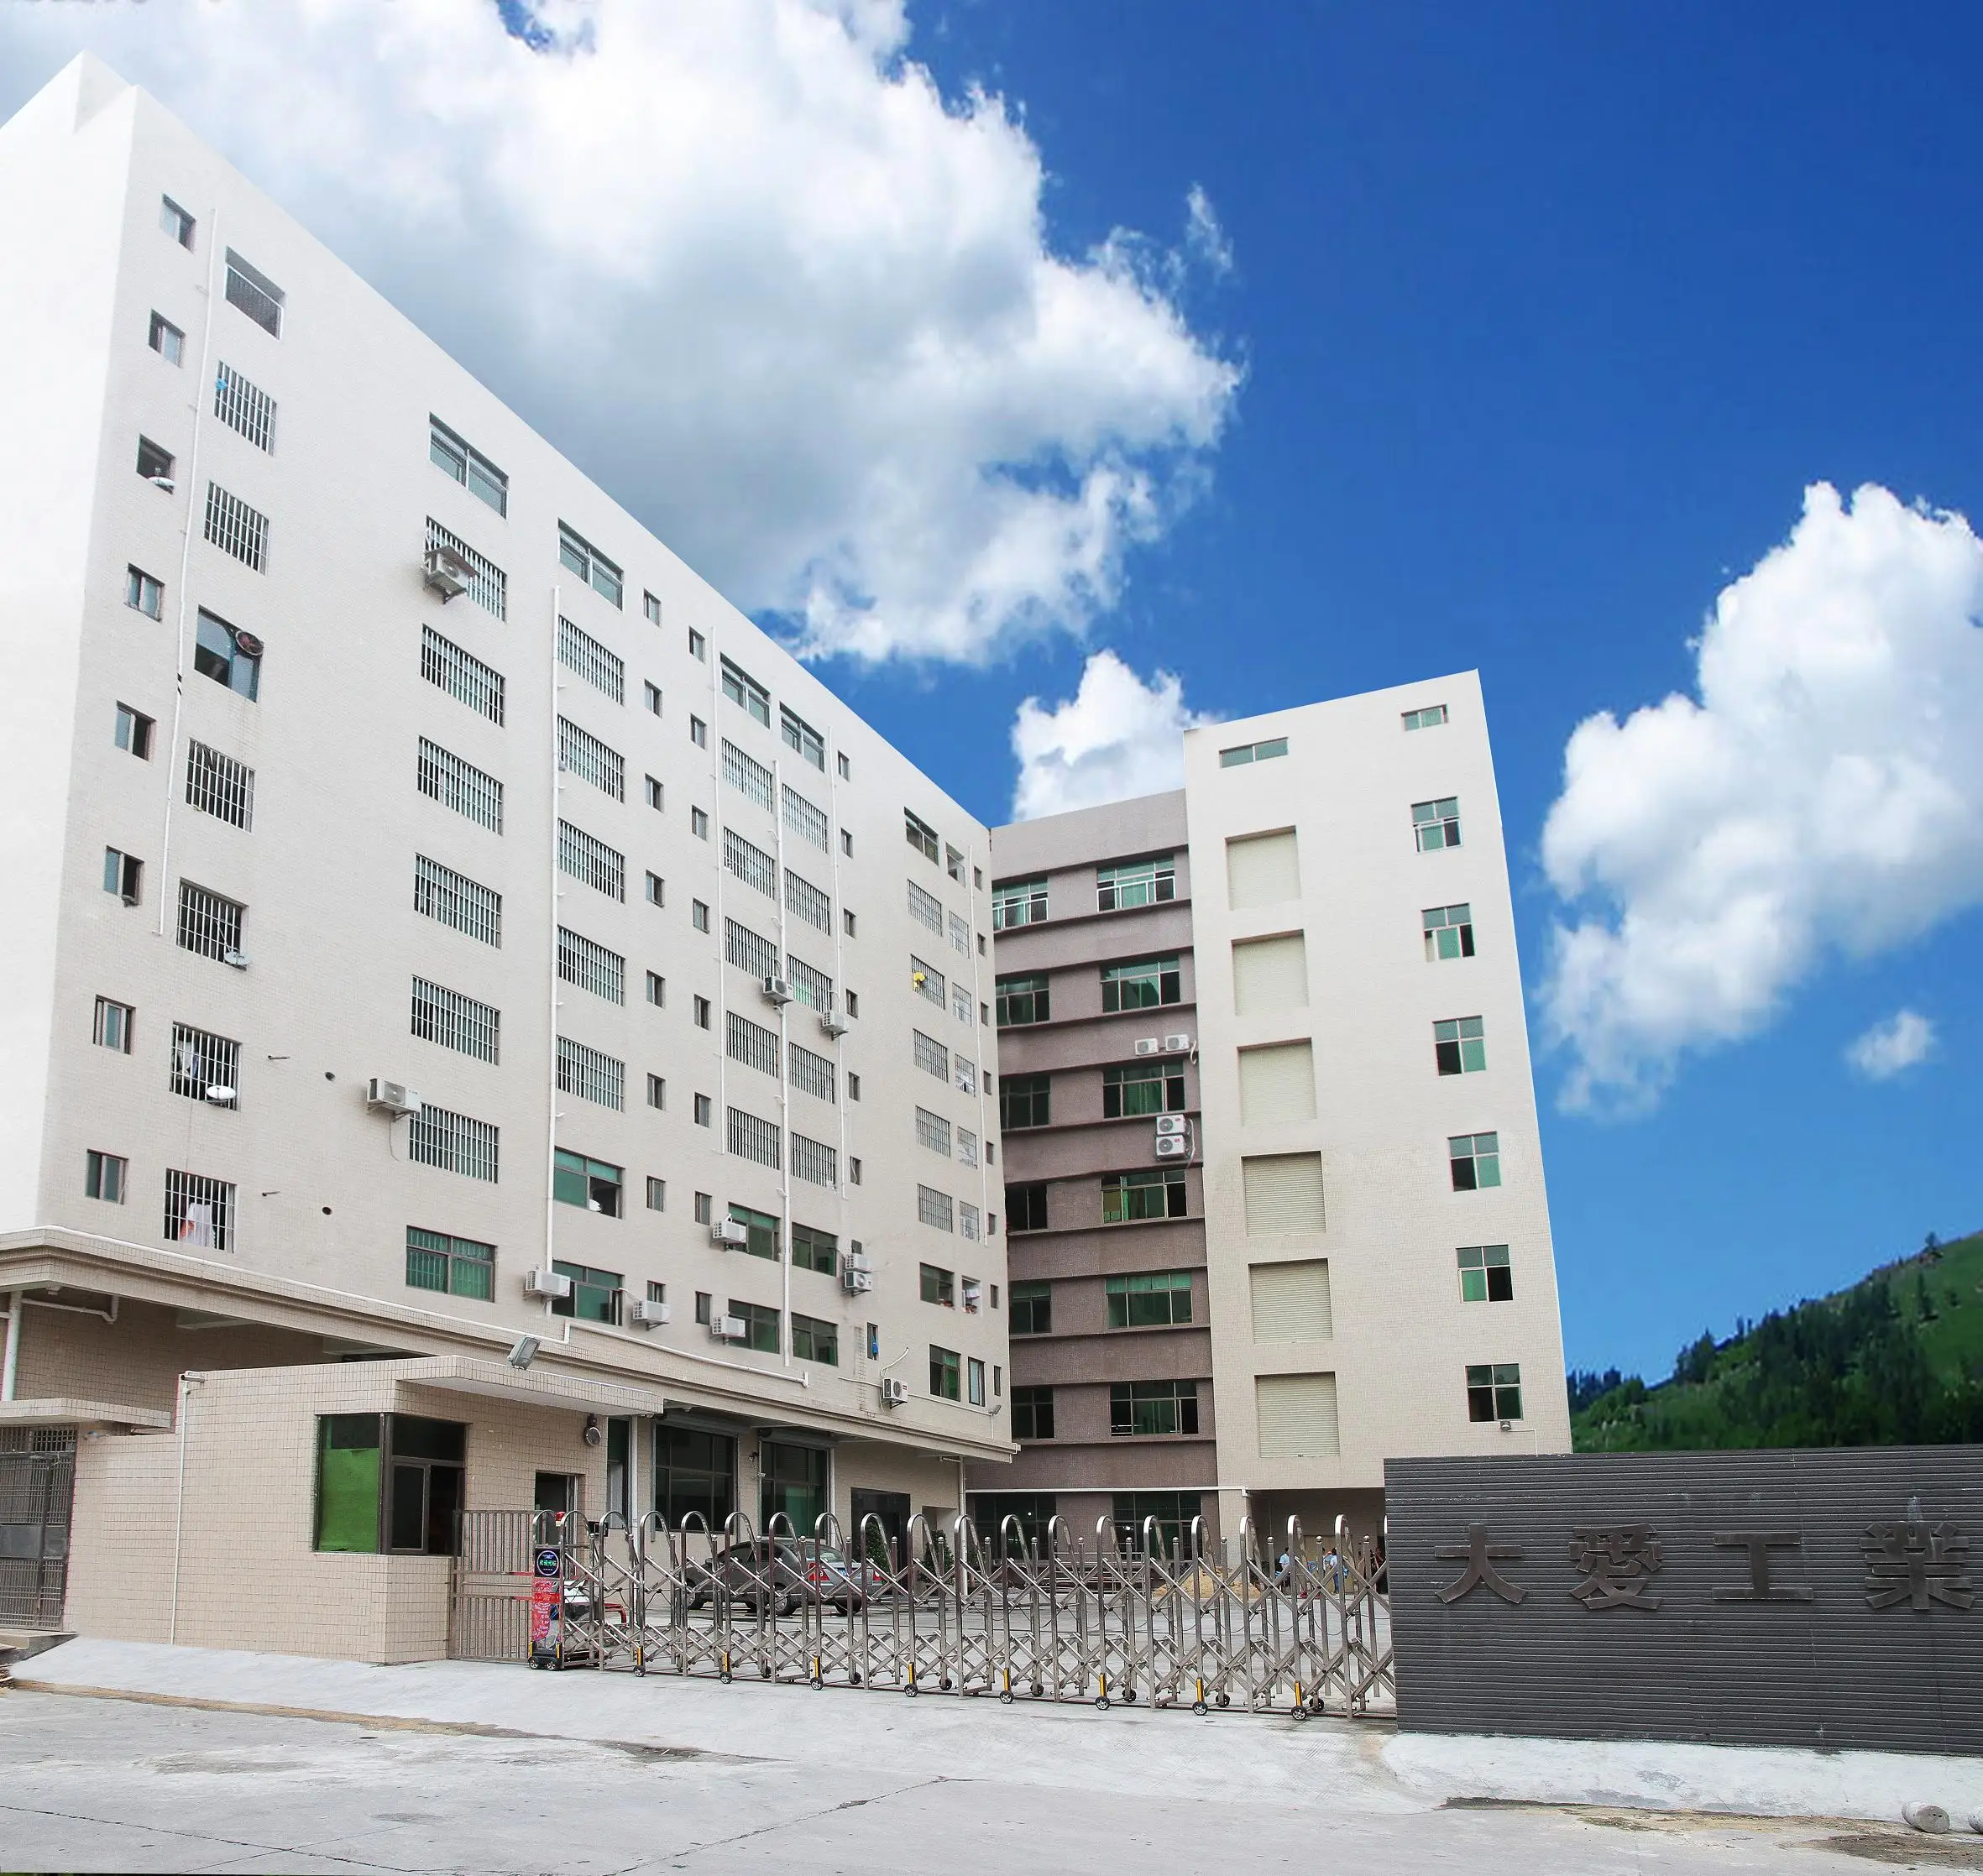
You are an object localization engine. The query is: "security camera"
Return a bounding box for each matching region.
[583,1413,604,1449]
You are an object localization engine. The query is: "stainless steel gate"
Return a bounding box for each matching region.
[0,1429,76,1630]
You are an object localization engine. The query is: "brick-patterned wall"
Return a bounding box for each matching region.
[64,1429,178,1640]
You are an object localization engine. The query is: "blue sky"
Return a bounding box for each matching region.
[7,1,1981,1381]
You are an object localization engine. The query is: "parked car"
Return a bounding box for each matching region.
[683,1539,889,1616]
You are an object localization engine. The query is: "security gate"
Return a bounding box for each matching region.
[453,1508,1393,1720]
[0,1429,76,1630]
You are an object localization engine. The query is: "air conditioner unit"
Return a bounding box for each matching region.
[365,1077,423,1117]
[1154,1134,1190,1159]
[761,975,793,1006]
[222,948,251,971]
[881,1377,910,1407]
[1133,1037,1161,1057]
[631,1299,672,1328]
[1164,1034,1193,1053]
[819,1003,850,1038]
[841,1267,874,1294]
[524,1267,573,1300]
[711,1218,749,1248]
[711,1314,747,1342]
[844,1249,871,1274]
[1154,1114,1188,1137]
[422,542,472,601]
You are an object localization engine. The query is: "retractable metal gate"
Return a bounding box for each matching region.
[453,1509,1394,1720]
[0,1429,76,1630]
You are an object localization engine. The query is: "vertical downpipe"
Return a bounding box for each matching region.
[709,642,729,1286]
[1,1290,22,1401]
[772,755,793,1367]
[544,589,562,1313]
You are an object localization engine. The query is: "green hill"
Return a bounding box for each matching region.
[1571,1228,1983,1451]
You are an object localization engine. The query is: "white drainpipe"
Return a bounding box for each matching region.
[2,1289,22,1401]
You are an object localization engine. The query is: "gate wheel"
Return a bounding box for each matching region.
[1095,1696,1111,1711]
[1192,1701,1209,1717]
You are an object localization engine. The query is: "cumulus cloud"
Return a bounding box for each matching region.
[1845,1010,1936,1082]
[0,0,1238,664]
[1010,650,1214,819]
[1541,483,1983,1112]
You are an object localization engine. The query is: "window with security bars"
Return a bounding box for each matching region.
[185,740,254,829]
[913,1031,949,1080]
[725,917,780,980]
[781,707,825,770]
[912,956,945,1006]
[170,1023,239,1105]
[411,977,499,1063]
[720,739,773,809]
[421,624,505,724]
[788,956,833,1012]
[719,656,770,725]
[1096,855,1174,911]
[916,1108,951,1156]
[558,615,625,703]
[787,1042,835,1103]
[727,1105,782,1169]
[1106,1270,1192,1328]
[785,870,830,933]
[997,974,1049,1026]
[165,1168,235,1250]
[993,877,1047,929]
[557,1037,625,1110]
[1457,1245,1514,1303]
[557,717,625,800]
[1102,1167,1186,1222]
[557,927,625,1004]
[960,1202,981,1241]
[223,248,284,335]
[907,880,944,933]
[418,738,503,832]
[723,827,777,897]
[1435,1016,1487,1075]
[426,519,506,618]
[405,1228,494,1300]
[1104,1060,1185,1118]
[414,854,501,947]
[1424,902,1475,961]
[429,416,508,515]
[558,523,623,608]
[918,1185,955,1232]
[782,785,828,850]
[213,362,275,451]
[948,912,970,957]
[905,809,939,863]
[175,881,243,962]
[1110,1380,1198,1437]
[1413,797,1462,851]
[1466,1362,1523,1421]
[557,821,625,901]
[789,1132,836,1188]
[204,483,268,571]
[408,1104,500,1182]
[726,1010,780,1078]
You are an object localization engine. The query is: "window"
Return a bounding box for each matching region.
[901,887,943,947]
[558,615,625,703]
[168,1023,238,1105]
[1101,956,1180,1012]
[160,196,195,247]
[837,750,851,780]
[1435,1016,1487,1076]
[726,1009,780,1078]
[727,1205,781,1261]
[125,565,165,619]
[1111,1380,1198,1437]
[721,739,773,809]
[408,1105,500,1183]
[693,901,711,933]
[691,807,709,839]
[916,1107,952,1156]
[552,1150,622,1217]
[918,1187,955,1233]
[643,591,662,626]
[845,990,859,1016]
[185,745,255,838]
[417,739,502,833]
[1404,703,1448,730]
[643,681,662,717]
[558,821,625,901]
[421,624,505,724]
[405,1229,494,1301]
[1449,1132,1502,1191]
[645,971,665,1006]
[100,848,142,906]
[114,704,154,760]
[1424,902,1475,961]
[693,996,711,1028]
[844,909,857,937]
[1413,797,1462,851]
[645,872,666,908]
[957,1128,978,1168]
[913,1030,949,1080]
[992,877,1048,929]
[557,1037,625,1110]
[204,482,269,571]
[1012,1386,1054,1440]
[694,1292,713,1325]
[93,996,133,1053]
[175,881,243,959]
[794,1131,845,1190]
[147,311,186,366]
[193,609,261,698]
[683,624,706,661]
[411,977,500,1064]
[690,715,707,748]
[552,1259,624,1324]
[929,1345,961,1400]
[849,1157,862,1184]
[1103,1061,1185,1118]
[426,519,506,618]
[1111,1492,1201,1555]
[641,775,666,813]
[694,1094,712,1126]
[724,827,777,898]
[1097,855,1175,912]
[847,1073,861,1100]
[780,706,825,771]
[791,1224,838,1276]
[84,1149,127,1204]
[1218,736,1289,767]
[647,1074,667,1110]
[165,1167,235,1247]
[725,917,779,980]
[1458,1245,1514,1303]
[840,828,854,857]
[213,362,275,452]
[905,808,939,863]
[137,436,175,483]
[1007,1184,1049,1235]
[952,982,973,1025]
[223,248,284,337]
[415,854,501,947]
[946,844,965,882]
[1107,1270,1193,1328]
[787,1041,835,1103]
[947,913,971,960]
[792,1312,838,1366]
[693,1193,713,1225]
[912,956,945,1007]
[719,655,770,725]
[428,416,508,514]
[316,1414,469,1557]
[968,1357,986,1406]
[726,1301,779,1356]
[1467,1362,1523,1422]
[558,523,623,607]
[727,1105,782,1169]
[557,718,625,801]
[999,1072,1050,1131]
[785,870,831,933]
[1102,1167,1188,1223]
[557,927,625,1004]
[1010,1280,1051,1336]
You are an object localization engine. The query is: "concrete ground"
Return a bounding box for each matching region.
[1,1640,1980,1873]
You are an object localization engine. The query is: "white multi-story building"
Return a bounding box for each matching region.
[0,56,1010,1655]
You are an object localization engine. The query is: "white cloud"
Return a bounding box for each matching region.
[1010,650,1214,819]
[1,1,1238,665]
[1845,1009,1936,1081]
[1540,483,1983,1111]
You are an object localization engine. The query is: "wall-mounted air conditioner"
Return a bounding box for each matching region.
[1154,1133,1190,1159]
[711,1218,749,1248]
[881,1377,909,1407]
[365,1077,423,1117]
[631,1299,671,1328]
[524,1267,573,1299]
[1133,1037,1161,1057]
[1163,1033,1193,1053]
[1154,1114,1188,1137]
[711,1314,747,1342]
[761,976,793,1006]
[422,542,472,601]
[841,1267,874,1293]
[819,1001,850,1037]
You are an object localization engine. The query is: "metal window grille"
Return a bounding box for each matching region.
[918,1185,955,1231]
[907,879,944,933]
[164,1168,236,1249]
[949,912,970,957]
[557,717,625,801]
[724,827,777,898]
[726,1010,781,1078]
[184,740,254,830]
[912,956,945,1006]
[175,881,243,962]
[557,1037,625,1110]
[727,1105,782,1169]
[426,519,506,618]
[960,1201,981,1242]
[418,738,503,833]
[203,483,268,572]
[169,1023,239,1104]
[557,927,625,1005]
[913,1031,949,1079]
[952,982,972,1025]
[212,361,275,451]
[222,248,284,336]
[557,820,625,901]
[558,522,624,607]
[788,956,833,1012]
[408,1104,500,1182]
[785,869,830,933]
[916,1108,951,1155]
[790,1132,837,1188]
[558,615,625,703]
[720,739,773,810]
[411,977,500,1063]
[421,624,505,724]
[414,854,501,947]
[405,1226,494,1299]
[782,785,828,850]
[725,917,780,980]
[787,1042,835,1103]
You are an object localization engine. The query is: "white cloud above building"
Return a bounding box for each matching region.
[1845,1009,1936,1081]
[1009,650,1213,819]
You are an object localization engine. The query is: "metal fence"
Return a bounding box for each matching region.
[452,1508,1393,1720]
[0,1429,76,1630]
